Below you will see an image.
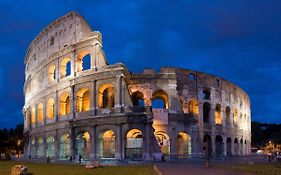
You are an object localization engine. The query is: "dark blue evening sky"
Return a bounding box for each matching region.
[0,0,281,128]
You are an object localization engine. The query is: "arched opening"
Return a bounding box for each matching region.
[155,131,170,155]
[59,133,70,159]
[47,98,55,119]
[48,64,56,82]
[233,109,238,125]
[37,137,44,158]
[234,138,239,156]
[215,104,222,125]
[97,130,115,158]
[152,90,169,109]
[203,134,212,157]
[203,90,211,100]
[31,107,36,125]
[215,135,223,157]
[226,106,231,125]
[177,132,191,157]
[37,103,44,123]
[46,136,55,158]
[240,138,243,155]
[244,140,247,155]
[60,57,71,78]
[188,99,199,117]
[76,88,90,112]
[227,138,232,156]
[77,50,91,72]
[125,129,143,160]
[31,138,36,157]
[59,93,70,116]
[131,91,144,106]
[98,84,115,108]
[203,102,210,123]
[76,132,91,160]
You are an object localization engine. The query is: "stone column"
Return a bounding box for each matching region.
[43,100,47,125]
[34,104,38,128]
[115,124,123,160]
[223,137,227,156]
[54,130,59,159]
[56,58,60,82]
[71,51,76,77]
[169,127,177,159]
[55,91,59,122]
[143,124,152,160]
[71,86,76,119]
[89,126,96,161]
[43,134,47,158]
[93,80,97,115]
[90,82,95,113]
[70,127,76,159]
[115,75,124,112]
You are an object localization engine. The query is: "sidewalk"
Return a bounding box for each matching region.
[155,162,252,175]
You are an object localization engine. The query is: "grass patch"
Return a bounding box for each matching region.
[214,163,281,175]
[0,161,154,175]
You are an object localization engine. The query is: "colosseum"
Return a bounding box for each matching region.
[23,12,251,162]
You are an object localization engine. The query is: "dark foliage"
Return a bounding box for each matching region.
[252,121,281,147]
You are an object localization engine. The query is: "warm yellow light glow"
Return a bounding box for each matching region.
[48,64,56,82]
[47,98,55,119]
[188,99,199,117]
[82,132,91,142]
[76,88,90,112]
[178,132,190,141]
[215,104,222,124]
[103,130,115,139]
[37,103,44,123]
[127,129,142,138]
[98,83,115,108]
[60,57,71,78]
[233,109,238,124]
[59,93,70,116]
[31,107,36,125]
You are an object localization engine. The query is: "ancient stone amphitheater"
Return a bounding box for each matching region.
[23,12,251,162]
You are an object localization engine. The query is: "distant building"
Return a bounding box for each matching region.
[23,12,251,161]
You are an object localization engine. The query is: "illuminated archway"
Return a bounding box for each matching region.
[31,107,36,125]
[98,83,115,108]
[97,130,115,158]
[131,91,144,106]
[31,138,36,157]
[37,103,44,123]
[59,93,70,116]
[48,64,56,82]
[155,131,170,155]
[177,132,191,157]
[47,98,55,119]
[215,104,222,124]
[46,136,55,158]
[152,89,169,109]
[59,133,70,159]
[76,88,90,112]
[60,57,71,78]
[76,132,91,160]
[125,129,143,159]
[37,137,44,158]
[188,99,199,117]
[76,50,91,72]
[233,109,238,124]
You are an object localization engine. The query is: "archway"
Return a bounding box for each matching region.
[48,64,56,81]
[132,91,144,106]
[234,138,239,156]
[31,138,36,157]
[46,136,55,158]
[203,134,212,157]
[47,98,55,119]
[203,102,210,123]
[76,132,91,160]
[155,131,170,155]
[76,88,90,112]
[59,133,70,159]
[76,50,91,72]
[177,132,191,158]
[152,90,169,109]
[215,104,222,124]
[215,135,223,157]
[37,137,44,158]
[226,138,232,156]
[226,106,231,125]
[31,107,36,126]
[188,99,199,117]
[97,130,115,158]
[125,129,143,160]
[98,83,115,108]
[37,103,44,123]
[59,93,70,116]
[60,57,71,78]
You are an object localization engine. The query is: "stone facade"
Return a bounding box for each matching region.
[23,12,251,161]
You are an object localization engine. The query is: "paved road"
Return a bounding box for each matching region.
[155,163,252,175]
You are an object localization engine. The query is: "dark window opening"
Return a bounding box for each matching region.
[50,36,55,46]
[188,73,196,81]
[203,90,211,100]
